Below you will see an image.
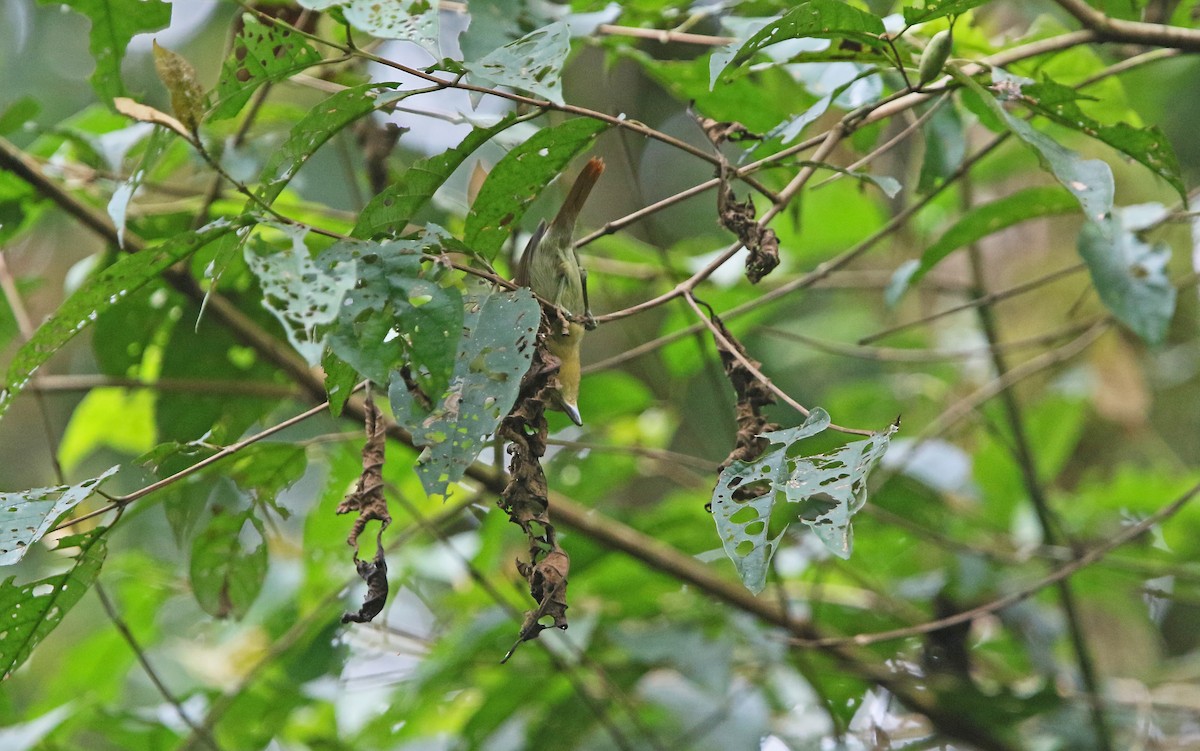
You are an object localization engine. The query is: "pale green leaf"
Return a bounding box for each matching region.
[712,409,896,594]
[464,21,572,105]
[903,0,990,25]
[1078,207,1175,345]
[0,467,118,566]
[244,224,356,365]
[719,0,885,79]
[389,286,541,498]
[58,389,155,474]
[341,0,440,56]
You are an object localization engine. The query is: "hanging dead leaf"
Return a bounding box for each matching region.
[113,97,191,140]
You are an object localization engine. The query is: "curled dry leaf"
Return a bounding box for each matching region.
[337,390,392,625]
[152,40,206,132]
[112,97,191,140]
[498,325,571,662]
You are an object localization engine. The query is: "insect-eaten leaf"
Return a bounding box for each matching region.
[0,527,108,681]
[1078,205,1175,345]
[712,409,896,594]
[320,231,463,399]
[211,13,323,120]
[389,286,541,498]
[190,509,268,620]
[0,466,118,566]
[463,21,571,105]
[245,224,357,366]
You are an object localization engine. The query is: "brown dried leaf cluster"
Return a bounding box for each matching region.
[710,313,779,479]
[498,328,571,662]
[694,112,780,284]
[337,391,392,624]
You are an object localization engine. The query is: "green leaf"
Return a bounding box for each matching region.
[0,467,118,567]
[211,13,323,121]
[388,286,540,497]
[106,126,174,249]
[954,69,1114,221]
[1077,206,1175,345]
[712,409,896,594]
[321,232,463,397]
[917,100,965,193]
[36,0,171,104]
[322,350,359,417]
[887,186,1080,304]
[720,1,885,78]
[0,97,39,136]
[0,528,108,681]
[1017,78,1186,202]
[335,0,441,56]
[463,117,607,259]
[903,0,991,26]
[353,114,523,239]
[463,21,572,105]
[190,509,268,619]
[256,83,398,205]
[0,221,238,424]
[244,224,356,365]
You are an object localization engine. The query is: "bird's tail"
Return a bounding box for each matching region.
[550,157,605,236]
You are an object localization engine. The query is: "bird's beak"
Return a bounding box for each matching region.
[563,401,583,426]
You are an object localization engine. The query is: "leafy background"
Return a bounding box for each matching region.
[1,1,1200,750]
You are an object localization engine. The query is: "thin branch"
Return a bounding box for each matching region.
[95,582,222,751]
[28,374,301,398]
[1052,0,1200,49]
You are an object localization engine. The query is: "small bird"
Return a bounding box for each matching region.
[515,157,604,426]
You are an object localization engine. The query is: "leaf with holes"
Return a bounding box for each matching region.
[256,83,399,206]
[0,467,118,567]
[0,527,108,681]
[389,286,540,498]
[712,409,896,594]
[463,118,607,260]
[0,221,238,424]
[718,0,885,80]
[190,509,268,620]
[36,0,171,104]
[338,0,441,56]
[464,21,572,105]
[887,186,1079,305]
[354,114,523,239]
[320,232,463,398]
[211,13,323,120]
[1078,206,1175,345]
[245,224,356,365]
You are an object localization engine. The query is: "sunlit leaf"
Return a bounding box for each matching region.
[58,389,155,474]
[463,117,607,259]
[0,221,239,423]
[211,13,323,120]
[887,186,1079,304]
[1078,206,1175,345]
[388,286,540,497]
[257,83,399,205]
[712,409,896,594]
[244,224,356,365]
[353,114,523,239]
[190,509,267,619]
[35,0,171,104]
[0,527,108,680]
[0,467,118,566]
[463,21,572,105]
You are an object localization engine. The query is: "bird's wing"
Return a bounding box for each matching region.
[514,219,547,288]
